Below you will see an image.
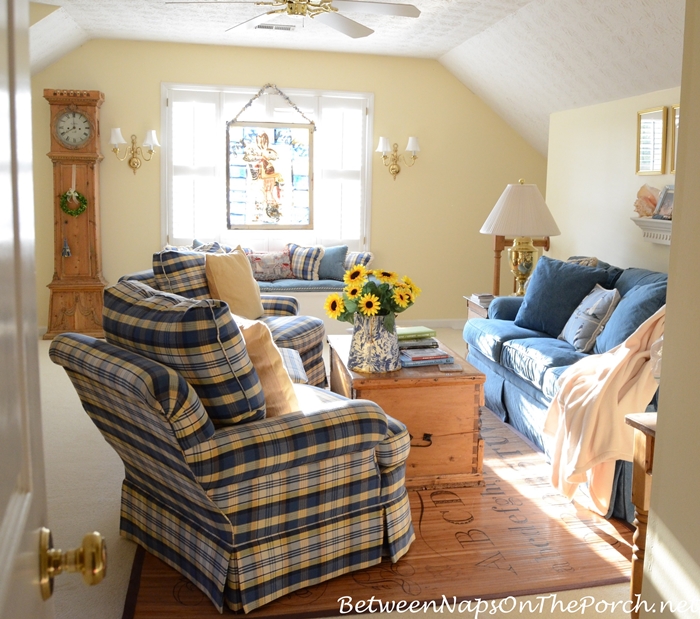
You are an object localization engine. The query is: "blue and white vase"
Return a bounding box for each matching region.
[348,313,401,373]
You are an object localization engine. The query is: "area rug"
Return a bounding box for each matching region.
[123,409,632,618]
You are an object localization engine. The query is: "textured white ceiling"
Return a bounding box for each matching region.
[29,0,685,154]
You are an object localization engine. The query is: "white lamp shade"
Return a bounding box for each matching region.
[405,136,420,153]
[375,136,390,153]
[110,128,126,146]
[143,130,160,148]
[480,183,560,237]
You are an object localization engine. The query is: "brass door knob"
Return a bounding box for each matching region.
[39,527,107,600]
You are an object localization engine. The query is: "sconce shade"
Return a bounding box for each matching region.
[143,130,160,148]
[375,136,390,154]
[110,128,127,146]
[406,136,420,153]
[480,183,560,237]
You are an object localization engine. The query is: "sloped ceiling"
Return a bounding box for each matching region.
[29,0,685,154]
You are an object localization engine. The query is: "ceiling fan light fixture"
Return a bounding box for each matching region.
[256,22,296,30]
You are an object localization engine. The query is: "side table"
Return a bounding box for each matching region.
[625,413,656,619]
[464,296,490,321]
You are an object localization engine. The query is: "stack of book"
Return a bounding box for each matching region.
[399,346,454,368]
[396,325,436,341]
[468,293,495,308]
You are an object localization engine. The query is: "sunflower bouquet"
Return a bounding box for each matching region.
[324,264,421,331]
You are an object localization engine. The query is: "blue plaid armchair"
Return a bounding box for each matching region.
[48,280,414,614]
[122,246,327,387]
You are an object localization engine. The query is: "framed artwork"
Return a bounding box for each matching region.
[653,185,674,220]
[226,121,314,229]
[670,105,680,174]
[636,107,666,175]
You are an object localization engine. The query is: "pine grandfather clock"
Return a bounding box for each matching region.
[43,89,106,340]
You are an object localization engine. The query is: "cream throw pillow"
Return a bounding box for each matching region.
[205,247,264,320]
[233,315,300,417]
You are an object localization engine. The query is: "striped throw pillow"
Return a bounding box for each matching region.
[103,279,266,426]
[286,243,325,280]
[344,251,374,270]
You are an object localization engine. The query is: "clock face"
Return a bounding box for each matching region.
[55,110,92,148]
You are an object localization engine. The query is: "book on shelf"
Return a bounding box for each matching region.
[399,347,452,362]
[399,354,455,368]
[468,293,495,306]
[398,337,439,349]
[395,326,437,340]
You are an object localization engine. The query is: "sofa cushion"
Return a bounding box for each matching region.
[103,279,266,426]
[514,256,610,337]
[463,318,549,363]
[286,243,325,280]
[614,268,668,297]
[246,249,295,281]
[593,281,667,353]
[153,250,209,299]
[318,245,348,281]
[541,365,571,402]
[501,337,587,392]
[558,284,621,352]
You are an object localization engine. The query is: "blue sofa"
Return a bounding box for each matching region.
[463,256,667,521]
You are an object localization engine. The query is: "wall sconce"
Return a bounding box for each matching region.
[376,136,420,180]
[110,128,160,174]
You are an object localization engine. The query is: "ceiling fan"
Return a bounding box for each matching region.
[165,0,421,38]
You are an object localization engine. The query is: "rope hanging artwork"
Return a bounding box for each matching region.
[230,83,316,130]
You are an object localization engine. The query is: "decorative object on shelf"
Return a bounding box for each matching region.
[44,89,107,340]
[480,179,560,296]
[636,107,667,175]
[633,184,660,218]
[325,265,420,373]
[670,105,680,175]
[376,136,419,180]
[109,128,160,174]
[652,184,674,220]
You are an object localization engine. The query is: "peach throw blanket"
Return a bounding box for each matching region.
[543,305,665,516]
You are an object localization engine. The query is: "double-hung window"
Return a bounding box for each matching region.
[163,84,373,251]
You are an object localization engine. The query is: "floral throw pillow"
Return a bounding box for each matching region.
[247,249,295,281]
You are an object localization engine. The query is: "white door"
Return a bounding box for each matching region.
[0,0,53,616]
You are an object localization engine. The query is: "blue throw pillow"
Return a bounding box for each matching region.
[514,256,610,338]
[593,281,667,353]
[318,245,348,281]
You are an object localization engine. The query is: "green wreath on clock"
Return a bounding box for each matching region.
[60,190,88,217]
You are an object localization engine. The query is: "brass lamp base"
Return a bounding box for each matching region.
[508,237,537,296]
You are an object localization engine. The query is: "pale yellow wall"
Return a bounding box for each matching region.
[641,0,700,612]
[547,88,679,272]
[31,39,546,328]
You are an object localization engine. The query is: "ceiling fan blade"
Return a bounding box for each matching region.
[225,11,277,31]
[332,0,419,17]
[313,11,373,38]
[165,2,260,4]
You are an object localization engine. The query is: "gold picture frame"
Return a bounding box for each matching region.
[636,106,667,175]
[670,105,680,174]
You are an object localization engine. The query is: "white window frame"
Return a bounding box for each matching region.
[160,82,373,252]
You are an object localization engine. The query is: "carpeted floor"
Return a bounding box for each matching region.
[124,408,632,618]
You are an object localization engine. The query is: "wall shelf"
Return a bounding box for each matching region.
[631,217,672,245]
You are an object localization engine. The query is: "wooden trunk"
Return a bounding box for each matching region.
[328,336,485,490]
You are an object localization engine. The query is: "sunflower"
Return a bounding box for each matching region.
[343,264,369,287]
[324,293,345,319]
[373,269,398,285]
[358,293,381,316]
[393,288,410,308]
[402,276,422,298]
[345,284,362,299]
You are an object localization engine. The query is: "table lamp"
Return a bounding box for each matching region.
[480,180,560,296]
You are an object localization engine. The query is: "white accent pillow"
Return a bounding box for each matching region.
[559,284,621,353]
